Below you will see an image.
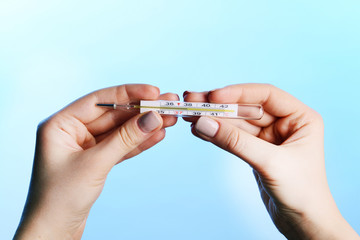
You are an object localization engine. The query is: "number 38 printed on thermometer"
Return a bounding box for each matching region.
[140,100,263,119]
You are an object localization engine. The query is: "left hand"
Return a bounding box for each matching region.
[14,84,178,240]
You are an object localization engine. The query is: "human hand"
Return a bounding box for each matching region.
[14,84,178,240]
[184,84,359,240]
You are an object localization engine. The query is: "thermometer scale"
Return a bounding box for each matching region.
[97,100,263,120]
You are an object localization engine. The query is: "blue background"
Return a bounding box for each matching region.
[1,0,359,239]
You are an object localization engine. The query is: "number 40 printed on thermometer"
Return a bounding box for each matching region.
[96,100,264,120]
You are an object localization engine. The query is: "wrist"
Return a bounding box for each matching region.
[14,216,71,240]
[14,205,86,240]
[282,205,359,240]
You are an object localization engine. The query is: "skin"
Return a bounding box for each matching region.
[14,83,359,239]
[14,84,178,240]
[184,84,359,240]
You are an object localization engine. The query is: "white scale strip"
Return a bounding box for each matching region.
[140,100,238,118]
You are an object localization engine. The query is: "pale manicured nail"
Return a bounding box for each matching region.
[195,117,219,138]
[138,111,162,133]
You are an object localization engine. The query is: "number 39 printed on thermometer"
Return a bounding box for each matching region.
[140,100,239,118]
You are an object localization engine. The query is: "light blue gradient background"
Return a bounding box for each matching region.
[1,1,359,239]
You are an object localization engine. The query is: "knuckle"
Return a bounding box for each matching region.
[36,121,46,135]
[313,110,323,123]
[117,125,139,150]
[36,116,54,138]
[307,108,324,129]
[224,129,246,154]
[262,83,277,91]
[263,83,275,88]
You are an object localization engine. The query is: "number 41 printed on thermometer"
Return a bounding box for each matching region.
[96,100,264,120]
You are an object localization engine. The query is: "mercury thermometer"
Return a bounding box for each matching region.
[96,100,263,120]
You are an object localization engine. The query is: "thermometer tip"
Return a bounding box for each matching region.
[96,103,114,107]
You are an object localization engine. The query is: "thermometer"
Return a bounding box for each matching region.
[96,100,263,120]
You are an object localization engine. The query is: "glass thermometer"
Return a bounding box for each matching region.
[96,100,263,120]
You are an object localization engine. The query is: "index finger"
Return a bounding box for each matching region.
[58,84,160,124]
[208,84,306,117]
[183,90,275,128]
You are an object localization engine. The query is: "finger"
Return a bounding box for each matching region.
[86,108,136,137]
[59,84,160,125]
[183,90,275,128]
[190,118,261,139]
[221,119,261,136]
[158,93,179,128]
[86,92,178,136]
[120,129,166,161]
[93,92,178,161]
[246,111,276,128]
[182,91,210,123]
[85,111,163,171]
[189,119,260,144]
[183,91,262,136]
[208,84,305,118]
[193,116,277,171]
[183,90,209,101]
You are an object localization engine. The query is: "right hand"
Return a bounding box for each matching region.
[184,84,359,240]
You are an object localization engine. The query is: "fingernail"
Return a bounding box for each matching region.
[183,91,190,98]
[138,111,162,133]
[208,88,219,95]
[195,117,219,138]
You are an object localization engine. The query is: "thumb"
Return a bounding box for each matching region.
[193,117,276,170]
[88,111,163,170]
